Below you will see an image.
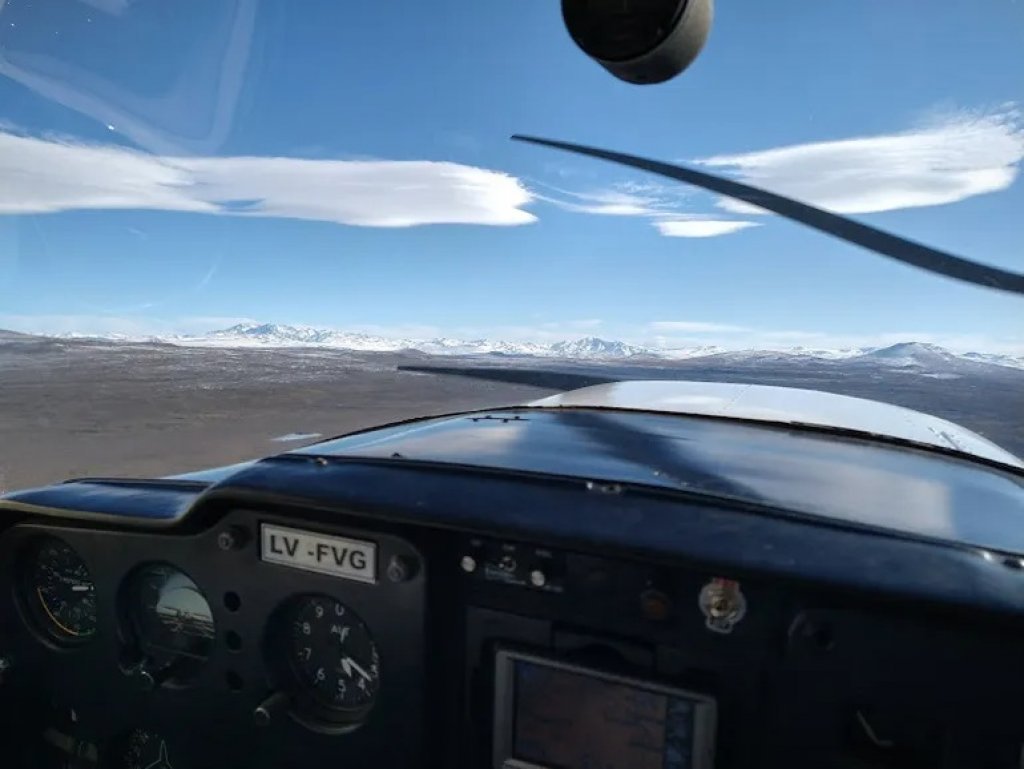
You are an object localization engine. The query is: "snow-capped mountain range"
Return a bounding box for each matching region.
[50,323,1024,371]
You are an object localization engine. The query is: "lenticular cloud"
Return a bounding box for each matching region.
[0,130,536,227]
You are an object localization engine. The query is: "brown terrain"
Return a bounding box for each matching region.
[1,330,1021,491]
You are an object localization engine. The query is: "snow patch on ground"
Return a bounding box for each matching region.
[271,432,323,443]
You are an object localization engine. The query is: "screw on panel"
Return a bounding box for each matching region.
[218,526,250,551]
[585,481,623,495]
[386,555,418,583]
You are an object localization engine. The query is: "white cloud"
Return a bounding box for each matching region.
[538,185,669,217]
[649,321,750,333]
[654,219,760,238]
[0,130,536,227]
[539,181,755,238]
[697,107,1024,215]
[536,105,1023,237]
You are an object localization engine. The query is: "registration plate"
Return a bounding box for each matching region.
[260,523,377,583]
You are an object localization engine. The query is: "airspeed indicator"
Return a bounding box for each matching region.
[22,537,97,643]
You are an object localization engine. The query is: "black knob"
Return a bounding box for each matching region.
[132,661,181,690]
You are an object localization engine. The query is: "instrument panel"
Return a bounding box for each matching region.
[0,509,427,769]
[4,497,1024,769]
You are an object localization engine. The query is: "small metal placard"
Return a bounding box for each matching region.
[260,523,377,584]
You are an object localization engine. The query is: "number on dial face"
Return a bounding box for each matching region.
[288,597,380,713]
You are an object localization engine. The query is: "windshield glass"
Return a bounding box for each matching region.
[0,1,1021,489]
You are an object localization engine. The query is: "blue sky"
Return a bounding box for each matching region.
[0,0,1021,352]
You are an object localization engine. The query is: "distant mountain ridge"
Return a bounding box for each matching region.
[32,323,1024,371]
[167,323,651,359]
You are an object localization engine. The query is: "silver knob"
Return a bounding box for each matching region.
[460,555,477,573]
[254,691,289,727]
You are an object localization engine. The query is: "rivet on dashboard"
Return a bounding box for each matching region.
[585,481,623,495]
[314,457,329,467]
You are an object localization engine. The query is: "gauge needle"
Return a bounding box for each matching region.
[341,656,371,681]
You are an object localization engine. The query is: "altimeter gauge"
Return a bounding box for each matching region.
[278,595,381,726]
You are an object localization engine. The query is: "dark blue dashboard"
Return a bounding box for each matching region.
[2,407,1024,768]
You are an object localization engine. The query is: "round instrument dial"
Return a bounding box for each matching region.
[22,537,97,643]
[285,596,381,719]
[127,564,214,658]
[121,563,214,684]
